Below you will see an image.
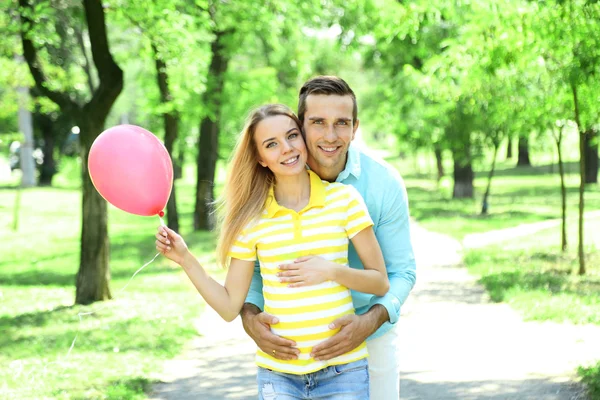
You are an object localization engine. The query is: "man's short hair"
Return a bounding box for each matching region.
[298,76,357,124]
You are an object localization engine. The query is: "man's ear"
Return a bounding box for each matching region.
[352,119,360,140]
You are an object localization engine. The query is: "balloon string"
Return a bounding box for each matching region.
[21,215,167,389]
[65,252,161,360]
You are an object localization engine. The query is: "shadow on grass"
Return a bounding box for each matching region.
[0,229,216,287]
[479,254,600,303]
[98,377,156,400]
[480,270,568,302]
[0,310,192,355]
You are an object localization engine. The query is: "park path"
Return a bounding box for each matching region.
[149,220,600,400]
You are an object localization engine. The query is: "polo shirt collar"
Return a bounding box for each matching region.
[265,170,326,218]
[335,143,362,182]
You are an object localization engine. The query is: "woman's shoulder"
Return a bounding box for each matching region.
[323,180,360,200]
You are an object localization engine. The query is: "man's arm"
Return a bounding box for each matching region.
[368,173,416,325]
[245,261,265,311]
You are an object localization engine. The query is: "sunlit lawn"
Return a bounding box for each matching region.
[387,154,600,325]
[0,158,224,399]
[391,157,600,240]
[464,220,600,324]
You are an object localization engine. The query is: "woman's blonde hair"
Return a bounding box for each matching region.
[216,104,302,267]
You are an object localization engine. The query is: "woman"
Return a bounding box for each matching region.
[155,104,388,399]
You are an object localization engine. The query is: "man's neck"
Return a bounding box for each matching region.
[308,155,348,183]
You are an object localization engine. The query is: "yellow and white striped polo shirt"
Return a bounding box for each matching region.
[229,170,374,375]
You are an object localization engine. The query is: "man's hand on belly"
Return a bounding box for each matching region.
[241,303,300,361]
[310,304,389,361]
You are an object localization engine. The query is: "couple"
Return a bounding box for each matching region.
[155,76,416,399]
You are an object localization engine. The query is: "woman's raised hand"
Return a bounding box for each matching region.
[156,225,189,265]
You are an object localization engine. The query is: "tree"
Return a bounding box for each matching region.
[192,0,325,230]
[19,0,124,304]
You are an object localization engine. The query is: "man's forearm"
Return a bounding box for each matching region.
[363,304,390,336]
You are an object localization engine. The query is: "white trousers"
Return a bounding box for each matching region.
[366,324,400,400]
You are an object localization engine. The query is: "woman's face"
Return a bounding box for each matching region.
[254,115,307,179]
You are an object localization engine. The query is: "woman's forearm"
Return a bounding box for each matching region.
[179,252,239,321]
[330,261,390,296]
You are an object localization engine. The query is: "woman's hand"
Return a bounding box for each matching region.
[155,225,189,265]
[277,256,336,288]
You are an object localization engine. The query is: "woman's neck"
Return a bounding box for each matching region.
[273,170,311,212]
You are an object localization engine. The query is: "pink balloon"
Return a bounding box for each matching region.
[88,124,173,217]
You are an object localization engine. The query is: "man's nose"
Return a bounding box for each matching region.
[323,124,337,142]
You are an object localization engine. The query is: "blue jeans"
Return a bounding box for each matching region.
[257,359,369,399]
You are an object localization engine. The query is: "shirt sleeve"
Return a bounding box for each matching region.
[234,221,263,310]
[227,226,257,261]
[368,171,416,326]
[344,184,374,238]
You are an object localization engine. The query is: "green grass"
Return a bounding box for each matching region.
[401,155,600,324]
[0,158,225,399]
[579,361,600,399]
[391,157,600,240]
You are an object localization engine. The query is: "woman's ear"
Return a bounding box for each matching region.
[258,159,267,168]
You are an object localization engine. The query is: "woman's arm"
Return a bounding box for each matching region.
[277,226,389,296]
[334,226,389,296]
[156,226,255,322]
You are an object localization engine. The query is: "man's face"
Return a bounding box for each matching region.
[302,94,359,181]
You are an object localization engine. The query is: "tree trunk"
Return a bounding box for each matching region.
[553,127,567,252]
[194,30,230,231]
[175,141,184,180]
[153,45,180,232]
[76,119,111,304]
[452,151,474,199]
[584,129,598,184]
[35,112,58,186]
[517,136,531,166]
[506,136,513,159]
[434,144,444,181]
[481,142,499,215]
[571,83,585,275]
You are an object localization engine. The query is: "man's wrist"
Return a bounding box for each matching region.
[362,304,389,336]
[240,302,261,318]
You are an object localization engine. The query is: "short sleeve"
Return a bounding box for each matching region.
[227,225,257,261]
[344,185,374,238]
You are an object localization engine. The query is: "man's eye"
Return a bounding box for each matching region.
[313,120,323,125]
[337,121,348,125]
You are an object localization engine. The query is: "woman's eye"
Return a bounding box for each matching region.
[266,142,276,148]
[289,133,298,139]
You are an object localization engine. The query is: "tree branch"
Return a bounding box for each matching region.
[18,0,75,112]
[82,0,123,119]
[74,22,95,94]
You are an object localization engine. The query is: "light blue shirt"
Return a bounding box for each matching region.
[245,144,417,340]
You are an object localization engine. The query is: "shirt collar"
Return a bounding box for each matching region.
[265,170,326,218]
[335,143,362,183]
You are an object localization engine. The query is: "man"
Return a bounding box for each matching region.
[241,76,416,399]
